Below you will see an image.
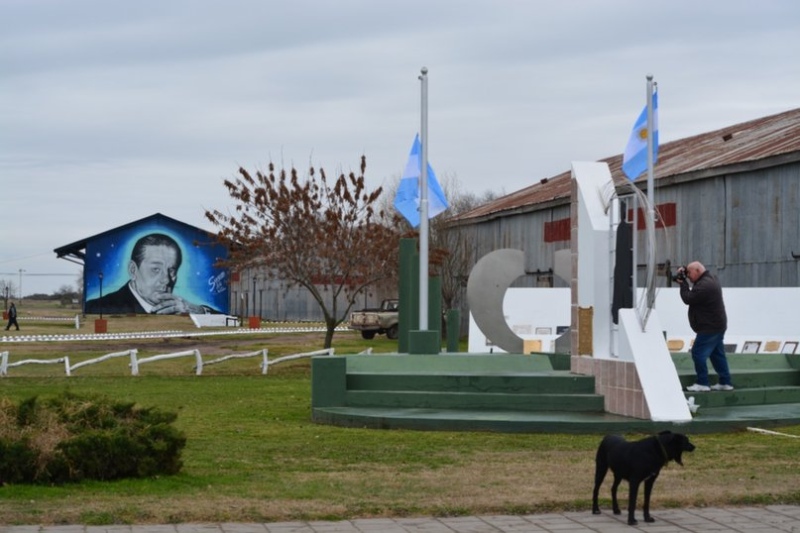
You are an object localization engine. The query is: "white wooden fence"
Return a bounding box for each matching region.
[0,347,334,377]
[15,315,82,329]
[69,349,139,376]
[0,351,71,376]
[261,349,335,374]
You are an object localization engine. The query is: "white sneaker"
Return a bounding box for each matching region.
[711,383,734,391]
[686,383,711,392]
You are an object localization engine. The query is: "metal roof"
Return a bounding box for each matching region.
[455,106,800,223]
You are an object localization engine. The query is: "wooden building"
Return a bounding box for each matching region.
[450,107,800,291]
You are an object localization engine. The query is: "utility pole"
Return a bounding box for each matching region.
[18,269,25,303]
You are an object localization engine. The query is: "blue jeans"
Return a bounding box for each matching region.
[691,332,732,386]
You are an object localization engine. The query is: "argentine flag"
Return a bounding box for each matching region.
[393,134,449,227]
[622,91,659,181]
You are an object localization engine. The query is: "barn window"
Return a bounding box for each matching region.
[627,202,676,230]
[544,218,570,242]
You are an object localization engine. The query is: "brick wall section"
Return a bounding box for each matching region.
[571,355,651,419]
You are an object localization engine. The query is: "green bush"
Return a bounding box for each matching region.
[0,392,186,484]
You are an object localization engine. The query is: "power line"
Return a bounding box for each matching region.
[0,272,77,277]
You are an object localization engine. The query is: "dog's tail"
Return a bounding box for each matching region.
[593,438,610,487]
[592,437,611,512]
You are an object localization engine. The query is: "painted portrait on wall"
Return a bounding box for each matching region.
[83,216,229,315]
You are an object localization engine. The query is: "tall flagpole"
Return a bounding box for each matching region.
[645,74,655,219]
[644,74,656,313]
[418,67,429,331]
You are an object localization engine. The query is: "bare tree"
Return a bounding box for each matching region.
[54,284,79,306]
[205,157,401,348]
[1,280,16,310]
[431,176,499,313]
[76,273,84,302]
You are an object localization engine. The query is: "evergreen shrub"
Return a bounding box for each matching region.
[0,392,186,484]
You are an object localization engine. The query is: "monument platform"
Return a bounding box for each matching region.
[311,353,800,434]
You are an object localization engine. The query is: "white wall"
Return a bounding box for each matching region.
[468,287,800,355]
[467,288,570,353]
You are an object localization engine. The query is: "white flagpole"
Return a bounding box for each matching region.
[418,67,429,331]
[646,74,655,222]
[645,74,656,313]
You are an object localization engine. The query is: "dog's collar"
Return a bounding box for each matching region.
[658,439,669,465]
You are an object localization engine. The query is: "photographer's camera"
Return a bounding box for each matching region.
[671,266,687,282]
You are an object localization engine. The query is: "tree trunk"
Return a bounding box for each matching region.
[323,320,336,348]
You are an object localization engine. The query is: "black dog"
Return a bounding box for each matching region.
[591,430,695,525]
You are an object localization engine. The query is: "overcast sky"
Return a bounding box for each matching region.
[2,0,799,297]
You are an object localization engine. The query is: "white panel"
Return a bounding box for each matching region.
[618,309,692,422]
[572,161,614,358]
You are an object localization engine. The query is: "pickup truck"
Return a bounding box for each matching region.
[348,299,399,340]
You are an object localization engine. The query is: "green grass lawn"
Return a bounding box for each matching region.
[1,301,799,525]
[2,365,799,525]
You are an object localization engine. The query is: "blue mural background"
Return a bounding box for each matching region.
[83,219,229,313]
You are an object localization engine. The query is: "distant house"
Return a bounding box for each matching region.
[450,107,800,290]
[54,213,230,315]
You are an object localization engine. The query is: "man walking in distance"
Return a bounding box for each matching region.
[678,261,734,392]
[5,302,19,331]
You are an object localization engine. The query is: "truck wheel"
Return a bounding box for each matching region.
[361,330,376,340]
[386,324,399,340]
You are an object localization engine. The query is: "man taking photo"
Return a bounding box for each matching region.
[678,261,734,392]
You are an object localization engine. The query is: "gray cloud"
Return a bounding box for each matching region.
[1,0,799,295]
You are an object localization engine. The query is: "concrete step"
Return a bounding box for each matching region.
[684,385,800,408]
[672,353,800,371]
[346,372,596,394]
[345,390,606,412]
[313,402,800,434]
[678,369,800,389]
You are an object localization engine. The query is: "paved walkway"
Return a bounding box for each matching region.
[3,506,800,533]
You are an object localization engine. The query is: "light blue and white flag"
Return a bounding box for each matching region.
[622,91,659,180]
[393,134,449,227]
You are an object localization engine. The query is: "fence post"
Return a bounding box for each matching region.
[261,349,269,375]
[0,351,8,376]
[64,356,71,377]
[130,349,139,376]
[194,349,203,375]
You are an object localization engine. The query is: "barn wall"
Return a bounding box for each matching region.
[466,204,572,289]
[647,161,800,287]
[228,161,800,323]
[457,160,800,332]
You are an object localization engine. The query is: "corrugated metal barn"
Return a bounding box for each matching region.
[451,107,800,291]
[228,266,362,322]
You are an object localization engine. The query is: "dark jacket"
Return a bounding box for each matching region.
[679,270,727,334]
[84,283,220,315]
[85,284,146,315]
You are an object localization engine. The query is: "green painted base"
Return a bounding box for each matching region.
[311,352,800,434]
[408,330,440,354]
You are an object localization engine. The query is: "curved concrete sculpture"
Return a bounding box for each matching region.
[466,249,525,353]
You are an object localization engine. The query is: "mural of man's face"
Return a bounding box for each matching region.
[128,244,179,305]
